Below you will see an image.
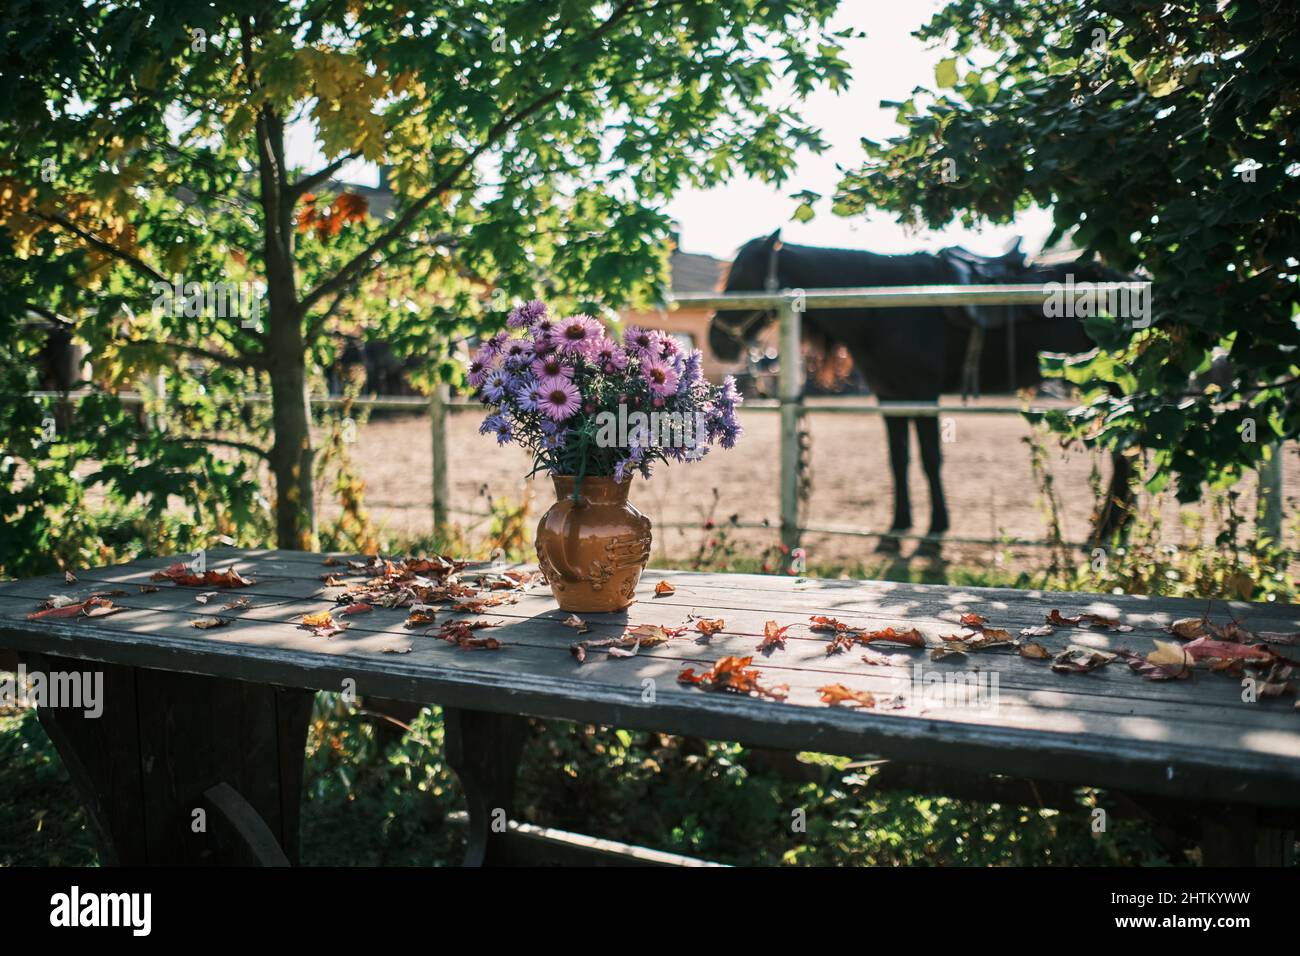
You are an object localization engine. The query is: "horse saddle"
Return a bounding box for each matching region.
[936,240,1029,399]
[937,240,1027,330]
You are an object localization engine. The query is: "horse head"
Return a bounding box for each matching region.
[708,229,783,362]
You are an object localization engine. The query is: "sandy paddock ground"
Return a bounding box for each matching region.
[321,396,1296,571]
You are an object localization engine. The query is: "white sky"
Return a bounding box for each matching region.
[286,1,1052,263]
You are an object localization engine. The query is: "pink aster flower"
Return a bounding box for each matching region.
[466,345,497,387]
[591,337,629,372]
[531,353,573,381]
[642,357,679,397]
[554,315,603,356]
[622,324,664,360]
[537,376,582,421]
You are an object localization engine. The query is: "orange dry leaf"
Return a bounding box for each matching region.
[337,603,372,616]
[437,620,501,649]
[694,618,726,638]
[678,655,788,701]
[959,612,987,627]
[404,607,438,627]
[27,597,123,621]
[861,627,926,648]
[150,562,255,589]
[302,611,335,628]
[757,620,791,654]
[654,580,676,597]
[809,615,853,633]
[817,683,876,708]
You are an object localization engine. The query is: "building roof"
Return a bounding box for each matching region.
[669,249,727,293]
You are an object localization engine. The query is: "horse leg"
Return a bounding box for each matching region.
[914,415,949,539]
[877,415,912,552]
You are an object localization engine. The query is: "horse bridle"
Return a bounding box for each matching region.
[715,240,783,349]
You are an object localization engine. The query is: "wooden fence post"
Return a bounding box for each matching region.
[1258,444,1285,543]
[430,383,449,531]
[778,294,803,555]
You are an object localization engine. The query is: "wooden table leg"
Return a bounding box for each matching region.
[443,707,528,866]
[1200,810,1297,866]
[24,653,314,865]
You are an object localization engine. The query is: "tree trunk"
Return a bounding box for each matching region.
[255,105,316,550]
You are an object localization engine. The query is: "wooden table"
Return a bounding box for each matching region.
[1,547,1297,865]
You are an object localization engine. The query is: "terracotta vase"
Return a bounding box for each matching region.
[535,475,653,613]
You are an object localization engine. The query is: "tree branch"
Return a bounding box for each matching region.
[290,150,362,199]
[34,211,167,284]
[165,435,271,460]
[298,0,648,315]
[121,338,263,372]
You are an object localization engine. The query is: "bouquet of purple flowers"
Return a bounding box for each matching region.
[467,300,742,482]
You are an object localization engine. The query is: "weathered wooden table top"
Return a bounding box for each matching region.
[2,548,1297,808]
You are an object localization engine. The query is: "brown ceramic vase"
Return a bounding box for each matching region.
[535,475,652,612]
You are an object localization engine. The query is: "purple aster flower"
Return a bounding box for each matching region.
[542,431,567,451]
[514,380,543,413]
[531,353,573,381]
[501,337,535,369]
[483,331,509,355]
[622,325,660,359]
[537,376,582,421]
[591,337,629,372]
[482,367,513,403]
[554,315,603,356]
[507,299,548,329]
[676,349,703,396]
[641,357,679,397]
[466,347,496,388]
[480,413,507,436]
[492,417,514,445]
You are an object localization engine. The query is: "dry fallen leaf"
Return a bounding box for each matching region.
[302,610,335,628]
[653,580,676,597]
[817,683,876,708]
[694,618,726,639]
[195,592,218,605]
[561,614,590,634]
[1019,625,1054,638]
[678,656,788,700]
[27,597,123,621]
[1051,644,1116,674]
[757,620,791,654]
[150,563,255,589]
[959,612,987,627]
[337,603,372,616]
[64,570,77,585]
[222,597,251,611]
[192,616,230,630]
[139,584,160,594]
[1019,641,1051,660]
[404,607,438,628]
[862,627,926,648]
[1169,617,1209,640]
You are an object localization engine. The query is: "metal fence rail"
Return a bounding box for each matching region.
[22,279,1285,553]
[666,283,1284,553]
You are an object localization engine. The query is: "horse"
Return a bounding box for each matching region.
[708,230,1136,550]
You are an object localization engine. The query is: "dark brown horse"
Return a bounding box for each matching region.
[708,230,1135,548]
